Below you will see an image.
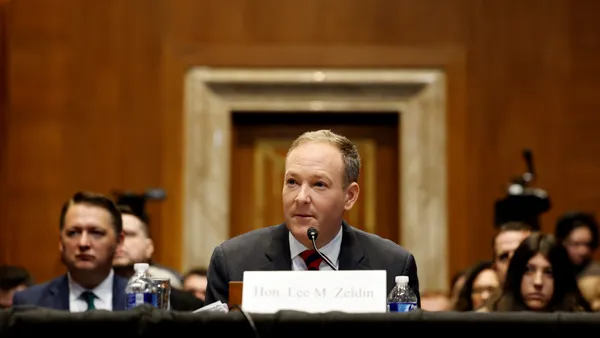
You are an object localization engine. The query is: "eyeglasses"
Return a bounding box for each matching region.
[564,240,592,248]
[472,286,498,295]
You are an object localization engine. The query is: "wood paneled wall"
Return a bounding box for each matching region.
[0,0,9,264]
[2,0,600,285]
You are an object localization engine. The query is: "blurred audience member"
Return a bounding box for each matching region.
[578,275,600,311]
[183,268,208,302]
[492,222,533,284]
[555,212,600,277]
[113,206,203,311]
[113,205,182,288]
[449,269,468,308]
[454,260,500,311]
[0,265,33,308]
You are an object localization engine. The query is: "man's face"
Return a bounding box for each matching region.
[282,142,359,248]
[113,214,153,266]
[183,274,208,301]
[494,230,531,283]
[563,226,594,266]
[59,204,122,273]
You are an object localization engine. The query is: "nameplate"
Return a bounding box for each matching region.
[241,270,387,313]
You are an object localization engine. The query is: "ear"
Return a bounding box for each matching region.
[115,230,125,251]
[145,238,155,259]
[343,182,360,211]
[58,233,64,253]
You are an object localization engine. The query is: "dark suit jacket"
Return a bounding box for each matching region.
[170,288,205,311]
[205,222,420,306]
[12,274,128,311]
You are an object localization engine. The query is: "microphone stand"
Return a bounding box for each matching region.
[307,227,338,271]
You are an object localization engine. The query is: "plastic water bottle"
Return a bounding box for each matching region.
[387,275,418,312]
[125,263,158,309]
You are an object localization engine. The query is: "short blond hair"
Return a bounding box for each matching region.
[287,130,360,188]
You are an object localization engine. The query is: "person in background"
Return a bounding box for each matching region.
[183,268,208,302]
[112,206,204,311]
[555,211,600,277]
[454,260,500,311]
[113,193,184,284]
[13,191,127,311]
[484,233,590,312]
[492,222,533,284]
[449,268,468,308]
[0,265,33,308]
[578,275,600,311]
[112,205,182,289]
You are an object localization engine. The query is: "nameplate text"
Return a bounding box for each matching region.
[242,270,387,313]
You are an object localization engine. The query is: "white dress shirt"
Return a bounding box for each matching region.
[68,269,114,312]
[289,226,343,271]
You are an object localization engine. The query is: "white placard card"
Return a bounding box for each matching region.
[241,270,387,313]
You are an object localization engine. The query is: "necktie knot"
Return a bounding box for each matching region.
[300,250,323,270]
[81,291,96,311]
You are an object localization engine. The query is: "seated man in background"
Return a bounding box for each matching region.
[492,221,533,284]
[0,265,33,308]
[13,192,127,311]
[183,268,208,302]
[112,205,182,288]
[113,205,204,311]
[205,130,420,305]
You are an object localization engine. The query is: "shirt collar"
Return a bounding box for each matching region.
[68,269,114,303]
[289,226,343,265]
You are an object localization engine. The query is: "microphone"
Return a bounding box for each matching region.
[522,148,534,182]
[306,227,338,271]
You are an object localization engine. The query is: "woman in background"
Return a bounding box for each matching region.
[454,261,500,311]
[484,233,590,312]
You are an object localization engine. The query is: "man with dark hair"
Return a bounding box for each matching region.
[113,205,182,288]
[13,191,127,311]
[555,211,600,277]
[0,265,32,308]
[183,268,207,301]
[492,221,534,284]
[113,205,204,311]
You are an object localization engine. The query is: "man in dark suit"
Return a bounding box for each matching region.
[205,130,420,306]
[13,191,127,311]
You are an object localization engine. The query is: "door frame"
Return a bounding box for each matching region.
[182,66,448,291]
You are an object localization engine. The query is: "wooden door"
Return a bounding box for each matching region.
[230,112,400,243]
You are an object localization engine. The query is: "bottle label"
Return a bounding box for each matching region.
[126,292,158,309]
[388,302,417,312]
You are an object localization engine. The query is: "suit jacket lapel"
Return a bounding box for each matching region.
[261,223,293,271]
[112,275,127,311]
[260,222,367,271]
[338,222,368,270]
[40,275,70,311]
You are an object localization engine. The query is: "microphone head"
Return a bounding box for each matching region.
[307,227,318,241]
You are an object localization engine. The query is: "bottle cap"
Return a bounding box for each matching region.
[395,276,409,284]
[133,263,150,271]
